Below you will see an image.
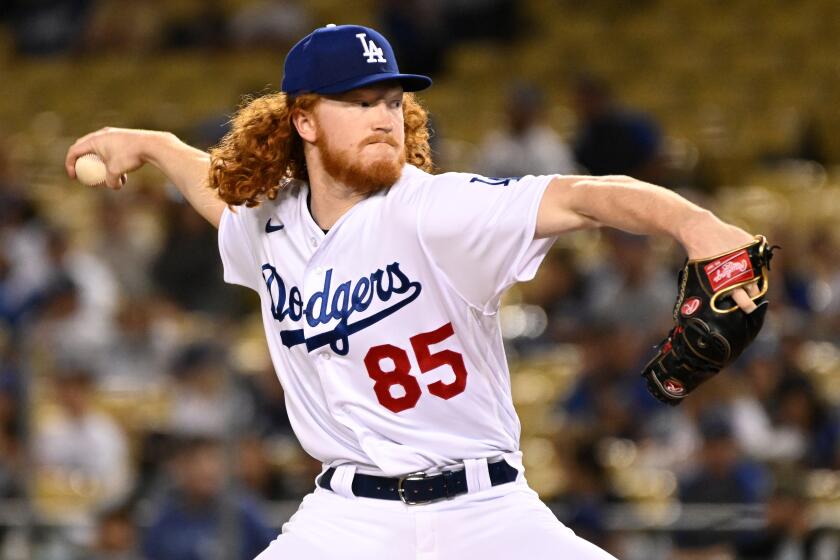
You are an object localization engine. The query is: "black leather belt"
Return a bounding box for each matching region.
[317,460,519,505]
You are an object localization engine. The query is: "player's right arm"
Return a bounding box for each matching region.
[65,128,225,228]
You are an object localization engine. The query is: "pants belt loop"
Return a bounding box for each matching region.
[330,464,357,499]
[463,457,491,493]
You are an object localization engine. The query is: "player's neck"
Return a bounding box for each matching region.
[306,167,366,230]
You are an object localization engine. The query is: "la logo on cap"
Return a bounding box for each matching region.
[280,24,432,95]
[356,32,386,63]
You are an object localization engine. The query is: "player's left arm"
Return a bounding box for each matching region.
[535,174,761,310]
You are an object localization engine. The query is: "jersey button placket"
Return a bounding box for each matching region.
[301,255,331,361]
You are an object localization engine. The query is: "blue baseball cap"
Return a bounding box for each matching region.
[281,24,432,95]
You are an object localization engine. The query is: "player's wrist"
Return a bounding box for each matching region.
[676,207,720,256]
[139,130,180,167]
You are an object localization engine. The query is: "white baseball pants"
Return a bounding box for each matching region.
[254,457,617,560]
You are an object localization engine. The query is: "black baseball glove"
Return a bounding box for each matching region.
[642,236,776,405]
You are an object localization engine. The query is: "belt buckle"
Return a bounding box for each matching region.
[397,471,431,505]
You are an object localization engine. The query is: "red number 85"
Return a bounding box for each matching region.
[363,322,468,413]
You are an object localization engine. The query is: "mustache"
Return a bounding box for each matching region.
[363,135,399,147]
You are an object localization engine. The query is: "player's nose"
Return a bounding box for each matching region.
[370,102,394,133]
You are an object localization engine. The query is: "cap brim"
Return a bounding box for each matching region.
[314,72,432,94]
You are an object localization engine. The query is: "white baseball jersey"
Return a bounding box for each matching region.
[219,164,557,477]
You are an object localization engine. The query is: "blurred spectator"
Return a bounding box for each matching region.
[734,470,823,560]
[730,356,808,464]
[777,332,810,378]
[444,0,521,43]
[167,342,230,438]
[241,366,294,439]
[151,200,231,315]
[0,419,22,552]
[561,322,656,440]
[27,275,112,373]
[771,231,810,314]
[3,0,95,55]
[89,505,142,560]
[160,0,226,50]
[673,410,768,554]
[0,138,13,189]
[82,0,164,54]
[771,375,840,469]
[509,248,588,355]
[142,437,275,560]
[34,368,133,515]
[237,368,324,499]
[92,196,159,299]
[380,0,521,78]
[776,228,840,332]
[98,297,177,391]
[572,74,664,182]
[537,248,589,340]
[131,430,176,512]
[792,116,827,165]
[26,228,121,369]
[0,417,22,499]
[760,113,828,166]
[44,228,119,319]
[23,226,121,372]
[476,83,577,178]
[0,355,23,501]
[237,435,289,501]
[805,229,840,321]
[557,441,620,555]
[0,247,35,329]
[583,231,673,329]
[0,194,50,320]
[379,0,449,77]
[190,82,274,150]
[229,0,311,49]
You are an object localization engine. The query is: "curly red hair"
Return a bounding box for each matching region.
[208,92,432,207]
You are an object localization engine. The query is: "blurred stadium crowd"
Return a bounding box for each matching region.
[1,0,840,559]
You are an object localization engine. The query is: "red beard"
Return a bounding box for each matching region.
[317,134,406,196]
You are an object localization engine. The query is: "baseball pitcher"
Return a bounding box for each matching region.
[65,24,771,560]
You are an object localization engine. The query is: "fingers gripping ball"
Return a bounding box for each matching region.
[74,153,107,186]
[642,236,778,405]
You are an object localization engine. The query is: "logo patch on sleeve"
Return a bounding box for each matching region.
[703,250,754,292]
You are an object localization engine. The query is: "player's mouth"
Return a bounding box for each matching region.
[364,136,398,147]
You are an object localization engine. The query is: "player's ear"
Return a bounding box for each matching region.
[291,107,318,144]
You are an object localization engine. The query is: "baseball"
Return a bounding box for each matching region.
[74,153,107,186]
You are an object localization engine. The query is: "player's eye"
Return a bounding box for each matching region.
[359,101,372,108]
[389,99,402,109]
